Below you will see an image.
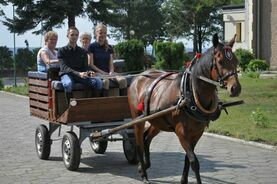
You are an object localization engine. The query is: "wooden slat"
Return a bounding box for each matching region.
[30,99,49,110]
[29,86,48,95]
[29,92,48,102]
[30,107,49,119]
[57,96,131,124]
[28,78,48,87]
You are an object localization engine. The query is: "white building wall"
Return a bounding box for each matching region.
[223,9,247,50]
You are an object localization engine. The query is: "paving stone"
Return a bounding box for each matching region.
[0,92,276,184]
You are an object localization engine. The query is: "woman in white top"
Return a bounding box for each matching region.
[37,31,59,72]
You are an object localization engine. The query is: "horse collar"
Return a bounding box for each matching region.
[180,70,221,123]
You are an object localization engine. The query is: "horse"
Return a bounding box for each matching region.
[128,34,241,184]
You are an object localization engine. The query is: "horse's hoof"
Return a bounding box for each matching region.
[143,179,150,184]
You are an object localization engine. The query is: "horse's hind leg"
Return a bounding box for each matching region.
[135,123,150,184]
[144,125,160,169]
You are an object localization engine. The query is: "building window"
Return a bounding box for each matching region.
[236,23,242,42]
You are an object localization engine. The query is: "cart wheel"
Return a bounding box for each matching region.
[62,132,80,171]
[90,140,108,154]
[123,134,138,165]
[35,124,51,160]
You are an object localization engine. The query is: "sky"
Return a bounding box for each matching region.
[0,3,117,48]
[0,3,194,50]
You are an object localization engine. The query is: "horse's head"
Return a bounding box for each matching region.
[211,34,241,97]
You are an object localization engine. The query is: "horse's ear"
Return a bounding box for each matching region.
[212,33,219,48]
[227,34,237,48]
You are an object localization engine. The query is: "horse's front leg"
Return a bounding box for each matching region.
[175,125,202,184]
[144,125,160,169]
[181,155,190,184]
[135,123,150,184]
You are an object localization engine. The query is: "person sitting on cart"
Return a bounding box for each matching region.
[58,26,103,104]
[37,31,60,72]
[79,32,92,51]
[87,23,127,96]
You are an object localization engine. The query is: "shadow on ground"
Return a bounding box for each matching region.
[51,151,246,184]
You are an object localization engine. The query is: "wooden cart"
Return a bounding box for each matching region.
[28,68,138,171]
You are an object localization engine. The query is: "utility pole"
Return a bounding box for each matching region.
[13,4,16,86]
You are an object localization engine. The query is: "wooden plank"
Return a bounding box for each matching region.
[29,92,48,102]
[52,89,58,120]
[57,96,131,124]
[30,99,49,110]
[30,107,49,119]
[28,78,48,87]
[29,86,48,95]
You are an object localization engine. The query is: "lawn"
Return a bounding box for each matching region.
[209,76,277,145]
[1,76,277,145]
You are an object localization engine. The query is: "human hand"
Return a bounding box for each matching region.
[88,71,96,77]
[79,72,88,78]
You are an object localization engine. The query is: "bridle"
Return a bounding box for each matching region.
[211,46,238,88]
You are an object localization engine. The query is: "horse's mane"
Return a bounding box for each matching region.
[192,47,214,79]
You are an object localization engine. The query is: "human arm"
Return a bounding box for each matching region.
[40,50,59,64]
[108,53,115,74]
[58,47,85,77]
[88,52,109,75]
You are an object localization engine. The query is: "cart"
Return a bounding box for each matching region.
[28,68,138,171]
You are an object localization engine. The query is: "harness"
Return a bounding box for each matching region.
[139,47,238,123]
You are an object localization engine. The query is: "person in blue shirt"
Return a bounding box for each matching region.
[87,23,127,96]
[58,27,103,104]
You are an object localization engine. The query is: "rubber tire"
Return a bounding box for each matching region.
[90,140,108,154]
[123,134,138,165]
[35,124,51,160]
[62,132,80,171]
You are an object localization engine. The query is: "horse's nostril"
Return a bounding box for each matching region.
[230,84,241,96]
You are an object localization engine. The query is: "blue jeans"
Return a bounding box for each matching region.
[61,74,103,93]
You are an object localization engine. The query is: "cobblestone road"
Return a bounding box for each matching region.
[0,92,276,184]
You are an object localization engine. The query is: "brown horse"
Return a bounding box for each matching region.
[128,34,241,184]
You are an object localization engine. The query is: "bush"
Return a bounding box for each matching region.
[247,59,269,71]
[242,71,260,78]
[0,79,4,89]
[114,39,144,72]
[250,108,269,128]
[234,48,255,71]
[153,41,184,70]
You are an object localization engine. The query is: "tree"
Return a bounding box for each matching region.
[163,0,231,53]
[0,46,13,72]
[15,48,36,71]
[2,0,92,34]
[0,0,8,17]
[87,0,166,46]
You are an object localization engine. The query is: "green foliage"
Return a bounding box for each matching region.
[88,0,166,46]
[0,46,13,70]
[15,48,36,71]
[3,0,88,34]
[234,48,255,71]
[247,59,269,71]
[0,78,4,89]
[114,39,145,72]
[4,84,29,96]
[163,0,230,52]
[250,108,270,128]
[242,71,260,78]
[153,41,184,70]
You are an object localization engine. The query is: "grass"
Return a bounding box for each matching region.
[208,76,277,145]
[2,84,29,96]
[1,76,277,145]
